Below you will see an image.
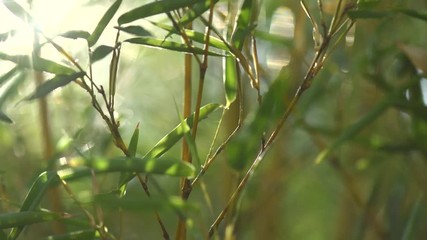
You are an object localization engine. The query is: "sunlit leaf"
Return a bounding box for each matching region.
[0,53,75,75]
[44,229,96,240]
[87,0,122,47]
[59,30,91,40]
[1,0,34,24]
[178,0,220,26]
[124,37,223,56]
[0,71,26,108]
[116,25,152,37]
[224,56,238,108]
[0,211,60,229]
[25,72,85,101]
[0,110,13,124]
[8,171,61,239]
[143,103,221,160]
[91,45,114,63]
[118,0,199,25]
[0,66,18,87]
[0,29,16,42]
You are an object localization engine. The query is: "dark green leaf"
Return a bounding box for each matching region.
[88,0,122,46]
[347,9,392,19]
[59,30,91,40]
[124,37,223,56]
[118,123,140,188]
[91,45,114,63]
[143,103,221,160]
[0,110,13,124]
[224,56,238,108]
[397,8,427,22]
[0,53,75,75]
[25,72,85,100]
[8,171,61,239]
[118,0,199,25]
[116,25,152,36]
[44,229,96,240]
[0,211,60,229]
[178,0,220,26]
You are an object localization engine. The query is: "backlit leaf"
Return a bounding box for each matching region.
[0,110,13,124]
[91,45,114,63]
[25,72,85,100]
[59,30,91,40]
[116,25,152,37]
[178,0,220,26]
[0,53,75,75]
[87,0,122,47]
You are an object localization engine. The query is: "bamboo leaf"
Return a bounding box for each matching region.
[44,229,96,240]
[91,45,114,63]
[118,0,199,25]
[0,211,60,229]
[0,72,26,108]
[25,72,85,101]
[1,0,34,24]
[0,53,75,75]
[232,0,254,50]
[118,123,140,188]
[347,9,392,19]
[178,0,220,26]
[0,110,13,124]
[87,0,122,47]
[124,37,223,56]
[397,8,427,22]
[0,66,18,87]
[143,103,221,160]
[59,30,91,40]
[0,29,16,42]
[115,25,152,37]
[402,195,423,240]
[224,56,238,108]
[8,171,61,239]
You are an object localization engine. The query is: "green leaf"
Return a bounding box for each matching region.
[224,56,238,108]
[397,8,427,22]
[0,110,13,124]
[8,171,61,239]
[151,22,228,50]
[232,0,255,50]
[91,45,114,63]
[1,0,34,24]
[347,9,392,19]
[0,53,75,75]
[25,72,85,100]
[87,0,122,47]
[0,29,16,42]
[44,229,96,240]
[401,195,423,240]
[143,103,221,160]
[72,156,196,177]
[118,0,199,25]
[178,0,220,26]
[0,211,60,229]
[124,37,223,56]
[0,66,18,87]
[59,30,91,40]
[118,123,140,188]
[116,25,152,37]
[0,72,27,108]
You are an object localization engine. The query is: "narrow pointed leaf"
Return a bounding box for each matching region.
[0,66,18,87]
[0,72,26,108]
[59,30,91,40]
[88,0,122,47]
[144,103,221,160]
[45,229,96,240]
[0,211,60,229]
[8,171,61,239]
[397,8,427,22]
[0,53,75,75]
[91,45,114,63]
[118,0,199,25]
[118,123,140,188]
[224,56,238,108]
[115,25,152,37]
[347,9,392,19]
[0,29,16,42]
[2,0,34,24]
[25,72,85,100]
[0,110,13,124]
[232,0,254,50]
[401,195,423,240]
[179,0,220,26]
[124,37,223,56]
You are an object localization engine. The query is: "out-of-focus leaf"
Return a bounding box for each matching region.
[94,193,195,212]
[152,22,228,51]
[232,0,255,50]
[91,45,114,63]
[402,195,423,240]
[254,30,293,47]
[87,0,122,47]
[118,123,140,188]
[143,103,221,160]
[224,56,238,108]
[71,156,196,178]
[0,211,60,229]
[0,29,16,42]
[399,44,427,75]
[347,9,392,19]
[1,0,34,24]
[8,171,61,239]
[124,37,223,56]
[116,25,152,37]
[0,53,75,75]
[178,0,220,26]
[0,66,18,87]
[59,30,91,40]
[0,110,13,124]
[25,72,85,101]
[397,8,427,22]
[118,0,199,25]
[227,67,291,170]
[44,229,96,240]
[0,230,6,239]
